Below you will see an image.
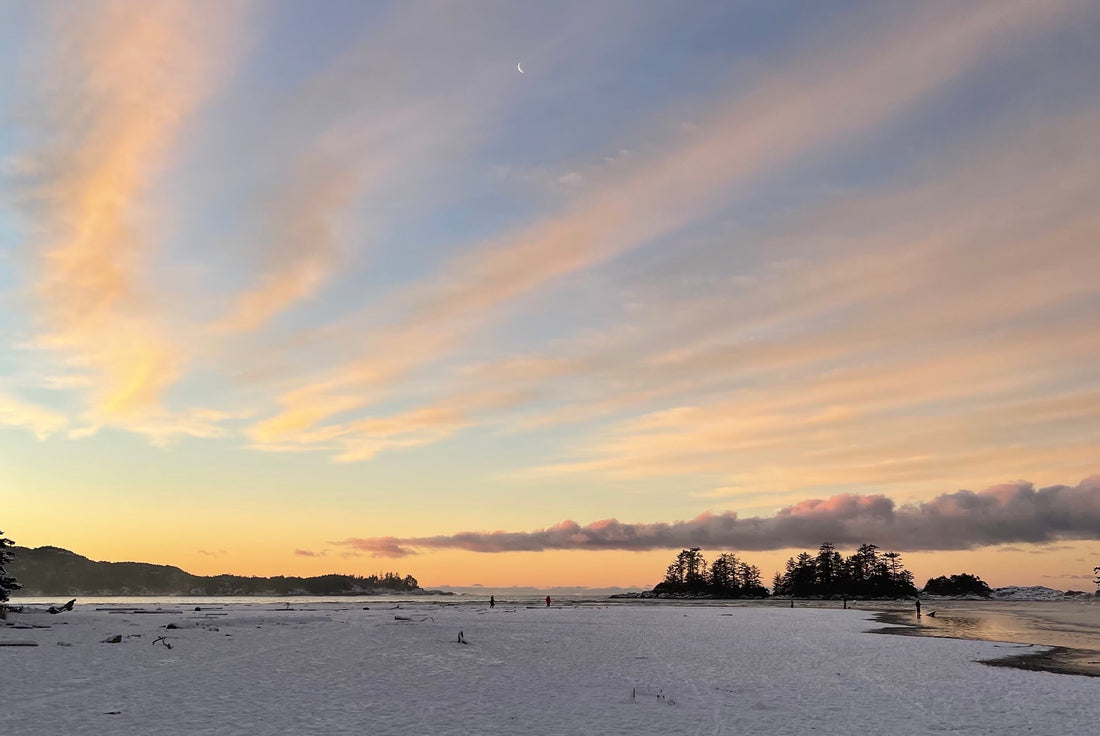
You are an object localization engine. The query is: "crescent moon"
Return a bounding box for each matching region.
[517,62,524,74]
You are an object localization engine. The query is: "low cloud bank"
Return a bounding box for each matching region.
[334,477,1100,557]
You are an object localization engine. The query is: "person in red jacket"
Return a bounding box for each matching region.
[545,595,551,607]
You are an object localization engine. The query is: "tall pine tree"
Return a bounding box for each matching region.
[0,530,21,602]
[708,553,740,595]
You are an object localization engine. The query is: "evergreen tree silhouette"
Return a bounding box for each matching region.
[0,531,21,602]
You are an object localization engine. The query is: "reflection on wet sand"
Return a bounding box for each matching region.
[866,600,1100,677]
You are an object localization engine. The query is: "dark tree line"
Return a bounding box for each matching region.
[1,531,21,602]
[202,572,420,596]
[653,547,769,598]
[5,545,420,596]
[772,542,918,598]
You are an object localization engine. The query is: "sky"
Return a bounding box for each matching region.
[1,0,1098,591]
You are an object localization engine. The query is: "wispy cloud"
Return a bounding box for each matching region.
[0,388,67,439]
[248,0,1082,458]
[479,110,1100,492]
[1041,573,1094,581]
[334,477,1100,557]
[214,157,357,335]
[400,0,1064,326]
[255,100,1100,489]
[206,1,603,340]
[10,1,240,433]
[250,388,532,462]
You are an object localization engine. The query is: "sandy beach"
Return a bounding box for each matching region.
[4,601,1098,735]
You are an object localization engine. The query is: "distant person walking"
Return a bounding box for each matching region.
[545,595,551,608]
[915,599,922,618]
[489,596,495,609]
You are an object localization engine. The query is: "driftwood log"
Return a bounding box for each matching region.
[48,599,77,614]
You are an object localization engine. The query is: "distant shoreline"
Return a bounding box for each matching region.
[8,589,454,598]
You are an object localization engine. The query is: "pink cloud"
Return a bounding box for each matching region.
[334,476,1100,557]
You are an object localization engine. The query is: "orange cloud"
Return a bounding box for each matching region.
[250,388,531,462]
[215,158,358,335]
[14,1,240,431]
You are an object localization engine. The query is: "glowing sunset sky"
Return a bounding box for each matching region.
[1,1,1098,590]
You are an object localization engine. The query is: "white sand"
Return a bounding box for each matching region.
[3,603,1097,735]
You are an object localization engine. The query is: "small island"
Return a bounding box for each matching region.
[618,542,920,599]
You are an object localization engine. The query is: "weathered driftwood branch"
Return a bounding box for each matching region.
[47,599,77,614]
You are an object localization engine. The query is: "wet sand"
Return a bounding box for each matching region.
[867,599,1100,677]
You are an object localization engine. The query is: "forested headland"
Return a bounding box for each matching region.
[5,545,439,597]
